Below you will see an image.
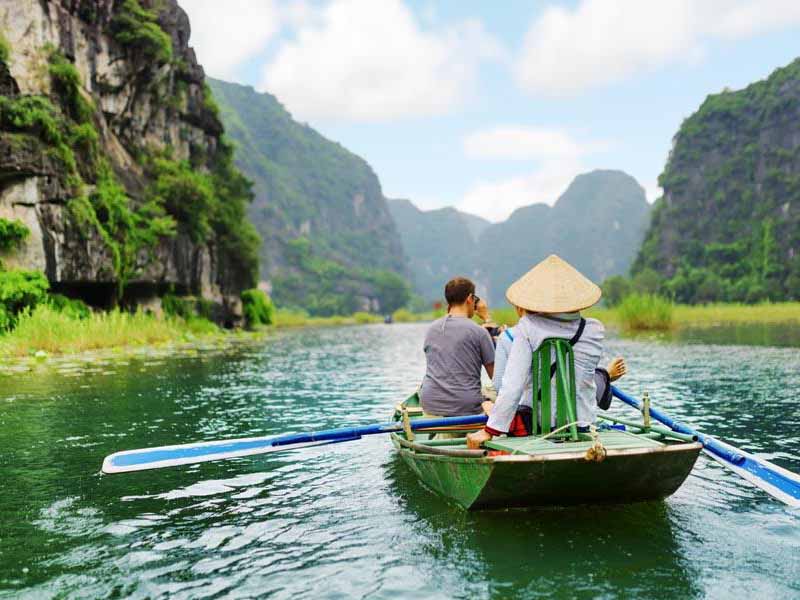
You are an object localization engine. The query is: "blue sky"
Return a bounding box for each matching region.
[181,0,800,221]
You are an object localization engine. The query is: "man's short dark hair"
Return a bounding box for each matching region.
[444,277,475,306]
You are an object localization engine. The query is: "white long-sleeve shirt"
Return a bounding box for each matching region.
[486,313,604,432]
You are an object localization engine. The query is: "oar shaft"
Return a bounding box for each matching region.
[266,414,487,447]
[611,386,745,465]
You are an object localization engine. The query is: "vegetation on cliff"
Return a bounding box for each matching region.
[0,0,260,333]
[634,58,800,303]
[207,78,408,315]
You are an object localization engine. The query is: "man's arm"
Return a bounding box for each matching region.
[484,362,494,379]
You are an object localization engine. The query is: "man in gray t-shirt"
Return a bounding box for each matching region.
[420,277,495,417]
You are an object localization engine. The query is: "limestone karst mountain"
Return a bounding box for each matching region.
[0,0,257,323]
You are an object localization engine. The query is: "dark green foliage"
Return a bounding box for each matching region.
[47,49,94,123]
[241,288,274,328]
[0,30,9,64]
[0,218,30,251]
[0,95,78,176]
[271,237,409,316]
[0,268,49,330]
[48,294,90,319]
[367,269,410,314]
[70,162,176,294]
[110,0,172,63]
[203,82,220,118]
[600,275,631,307]
[146,143,260,285]
[634,58,800,302]
[148,157,215,242]
[162,292,192,319]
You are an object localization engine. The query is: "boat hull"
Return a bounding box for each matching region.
[392,436,701,510]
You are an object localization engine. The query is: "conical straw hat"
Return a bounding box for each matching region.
[505,254,601,313]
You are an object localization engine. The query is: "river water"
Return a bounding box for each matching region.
[0,323,799,599]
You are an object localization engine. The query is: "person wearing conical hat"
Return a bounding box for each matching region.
[467,255,608,449]
[493,304,627,403]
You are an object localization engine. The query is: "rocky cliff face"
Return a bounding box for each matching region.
[634,59,800,302]
[0,0,255,322]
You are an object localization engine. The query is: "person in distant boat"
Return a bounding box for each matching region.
[467,255,608,449]
[493,304,627,408]
[419,277,495,419]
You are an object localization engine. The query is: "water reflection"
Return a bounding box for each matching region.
[384,455,701,600]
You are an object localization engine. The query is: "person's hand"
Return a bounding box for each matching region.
[467,429,493,449]
[475,298,490,323]
[607,356,627,381]
[481,400,494,415]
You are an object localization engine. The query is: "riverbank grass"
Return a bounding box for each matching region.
[0,305,218,357]
[491,300,799,331]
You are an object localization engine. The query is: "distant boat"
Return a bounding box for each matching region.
[390,392,701,510]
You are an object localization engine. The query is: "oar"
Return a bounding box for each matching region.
[612,386,800,507]
[101,414,488,474]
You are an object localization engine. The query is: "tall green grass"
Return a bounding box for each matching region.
[616,294,675,331]
[0,305,219,357]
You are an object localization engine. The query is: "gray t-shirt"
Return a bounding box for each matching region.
[419,315,495,416]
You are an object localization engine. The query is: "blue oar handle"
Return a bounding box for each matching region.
[611,386,745,465]
[268,414,488,447]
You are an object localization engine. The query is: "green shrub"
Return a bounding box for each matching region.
[148,158,215,242]
[391,308,415,322]
[617,293,674,332]
[146,147,259,287]
[0,95,62,144]
[203,82,220,118]
[0,218,30,251]
[0,30,10,64]
[47,293,90,319]
[601,275,632,307]
[0,268,50,330]
[241,288,274,328]
[353,311,378,324]
[162,292,192,319]
[110,0,173,63]
[47,49,94,123]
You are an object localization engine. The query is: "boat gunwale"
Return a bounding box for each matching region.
[391,433,702,464]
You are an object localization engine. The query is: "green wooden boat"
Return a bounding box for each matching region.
[391,395,702,510]
[392,337,701,510]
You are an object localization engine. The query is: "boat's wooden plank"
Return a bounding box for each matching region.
[486,431,664,455]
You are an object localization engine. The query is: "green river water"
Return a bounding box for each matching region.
[0,323,799,599]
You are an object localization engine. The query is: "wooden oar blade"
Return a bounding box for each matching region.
[101,436,336,474]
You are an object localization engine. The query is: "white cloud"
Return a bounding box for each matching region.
[457,159,583,222]
[457,126,612,221]
[260,0,504,121]
[180,0,282,79]
[463,126,609,161]
[516,0,800,96]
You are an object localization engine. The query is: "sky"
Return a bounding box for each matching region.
[179,0,800,222]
